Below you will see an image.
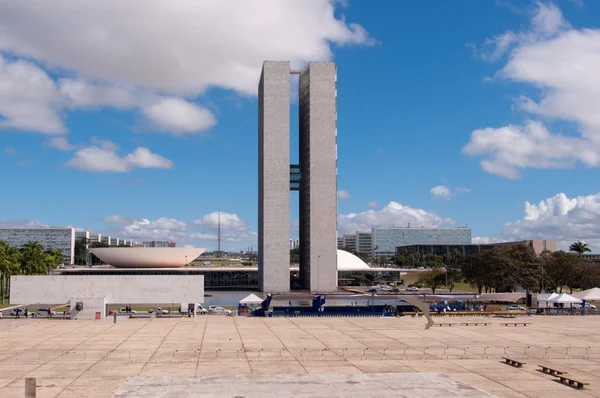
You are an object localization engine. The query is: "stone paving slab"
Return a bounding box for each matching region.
[112,373,494,397]
[0,315,598,397]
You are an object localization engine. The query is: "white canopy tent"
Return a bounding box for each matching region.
[573,287,600,301]
[239,294,264,305]
[537,293,559,302]
[549,293,582,304]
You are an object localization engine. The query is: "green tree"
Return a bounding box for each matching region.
[445,266,462,293]
[0,241,21,304]
[417,269,445,294]
[547,250,578,293]
[569,241,591,256]
[20,241,48,275]
[458,251,489,294]
[44,248,64,272]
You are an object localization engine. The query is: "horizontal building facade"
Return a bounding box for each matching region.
[396,239,557,259]
[373,227,471,258]
[0,228,75,265]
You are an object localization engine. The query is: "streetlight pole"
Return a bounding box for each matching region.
[185,255,188,266]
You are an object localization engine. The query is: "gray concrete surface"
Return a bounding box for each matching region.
[258,60,291,293]
[112,373,494,397]
[0,315,599,397]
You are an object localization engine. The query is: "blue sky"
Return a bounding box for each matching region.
[1,0,600,252]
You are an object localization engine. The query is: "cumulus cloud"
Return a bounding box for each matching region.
[0,55,65,134]
[338,201,455,234]
[476,192,600,251]
[66,146,174,172]
[119,217,189,240]
[368,201,378,208]
[337,190,351,200]
[0,1,373,96]
[192,211,257,242]
[0,1,371,136]
[141,97,216,135]
[430,185,452,200]
[45,137,75,151]
[464,2,600,178]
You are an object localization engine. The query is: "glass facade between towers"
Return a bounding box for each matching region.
[0,228,75,264]
[372,227,471,258]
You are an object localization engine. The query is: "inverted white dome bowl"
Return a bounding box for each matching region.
[89,247,206,268]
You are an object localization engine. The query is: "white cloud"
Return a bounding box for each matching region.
[337,190,351,200]
[141,97,216,135]
[368,201,378,208]
[4,146,16,155]
[465,3,600,178]
[477,192,600,251]
[192,211,257,242]
[463,121,599,179]
[430,185,452,200]
[455,187,471,193]
[338,201,455,234]
[120,217,188,240]
[45,137,75,151]
[0,1,372,96]
[59,79,138,109]
[90,137,119,151]
[66,146,174,172]
[0,55,64,134]
[103,215,130,224]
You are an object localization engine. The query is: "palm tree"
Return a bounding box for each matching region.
[44,248,64,272]
[569,241,591,256]
[0,241,21,304]
[20,241,47,275]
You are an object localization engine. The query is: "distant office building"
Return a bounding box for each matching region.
[396,239,557,260]
[289,239,300,250]
[0,227,75,264]
[373,227,471,259]
[258,61,337,293]
[143,240,176,248]
[583,253,600,262]
[337,237,344,249]
[341,234,357,251]
[356,232,372,253]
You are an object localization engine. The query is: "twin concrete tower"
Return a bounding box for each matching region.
[258,61,338,293]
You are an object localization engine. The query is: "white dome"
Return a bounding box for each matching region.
[90,247,206,268]
[337,249,371,271]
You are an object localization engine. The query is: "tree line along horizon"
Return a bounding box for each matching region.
[339,241,599,294]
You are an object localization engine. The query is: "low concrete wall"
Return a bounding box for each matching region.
[10,275,204,305]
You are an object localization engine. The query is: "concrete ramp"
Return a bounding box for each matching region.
[112,373,494,397]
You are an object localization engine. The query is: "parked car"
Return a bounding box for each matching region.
[9,308,24,316]
[210,307,233,316]
[196,305,208,315]
[573,302,597,310]
[118,308,137,315]
[390,288,400,293]
[506,305,526,311]
[148,308,169,314]
[35,308,57,317]
[406,286,419,292]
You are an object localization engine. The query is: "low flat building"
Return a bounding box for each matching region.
[53,249,401,290]
[373,227,471,259]
[396,239,557,259]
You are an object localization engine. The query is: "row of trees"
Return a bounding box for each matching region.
[0,240,64,303]
[416,241,600,294]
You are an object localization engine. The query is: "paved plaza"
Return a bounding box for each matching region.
[0,315,599,397]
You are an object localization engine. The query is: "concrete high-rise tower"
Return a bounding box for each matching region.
[258,61,338,293]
